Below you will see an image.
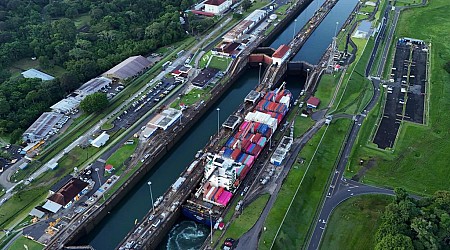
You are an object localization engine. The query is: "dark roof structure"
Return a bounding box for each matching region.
[307,96,320,108]
[192,67,220,88]
[48,178,88,206]
[103,55,152,80]
[50,175,73,193]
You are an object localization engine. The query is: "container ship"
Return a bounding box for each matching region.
[182,85,292,226]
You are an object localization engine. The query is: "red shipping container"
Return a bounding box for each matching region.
[215,187,224,201]
[231,148,241,160]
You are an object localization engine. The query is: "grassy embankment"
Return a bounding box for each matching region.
[346,0,450,196]
[220,194,270,241]
[320,195,392,250]
[259,118,352,249]
[6,236,44,250]
[105,139,138,176]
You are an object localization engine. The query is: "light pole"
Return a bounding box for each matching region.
[148,181,155,214]
[334,21,339,38]
[209,209,213,244]
[293,19,298,40]
[258,62,262,85]
[216,108,220,135]
[305,68,310,90]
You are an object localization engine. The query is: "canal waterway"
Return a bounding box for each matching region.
[81,0,359,248]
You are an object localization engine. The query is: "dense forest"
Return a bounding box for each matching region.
[375,189,450,250]
[0,0,214,142]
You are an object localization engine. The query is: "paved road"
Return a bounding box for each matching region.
[306,4,401,250]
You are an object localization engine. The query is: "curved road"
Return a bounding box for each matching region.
[306,3,407,249]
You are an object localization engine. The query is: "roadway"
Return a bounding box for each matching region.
[306,3,401,249]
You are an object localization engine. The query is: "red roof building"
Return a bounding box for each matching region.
[105,164,114,173]
[307,96,320,109]
[48,178,89,207]
[205,0,226,5]
[272,45,290,65]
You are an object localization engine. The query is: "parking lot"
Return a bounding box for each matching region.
[373,38,428,149]
[111,77,183,131]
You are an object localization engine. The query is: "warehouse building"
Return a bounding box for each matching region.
[222,9,267,42]
[43,178,89,212]
[75,77,112,96]
[50,96,82,114]
[103,55,152,81]
[23,112,64,142]
[21,69,55,81]
[91,132,110,148]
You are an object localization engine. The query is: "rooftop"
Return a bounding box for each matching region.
[21,69,55,81]
[273,44,290,59]
[205,0,227,6]
[23,112,64,138]
[76,77,112,96]
[307,96,320,107]
[148,108,182,130]
[50,175,73,193]
[48,178,88,206]
[104,55,152,80]
[192,67,220,88]
[357,20,372,33]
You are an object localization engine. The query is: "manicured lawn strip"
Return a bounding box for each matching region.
[7,236,44,250]
[105,139,138,176]
[199,51,213,69]
[0,186,48,229]
[104,162,143,200]
[293,116,315,138]
[333,38,374,114]
[346,0,450,196]
[171,87,213,108]
[208,56,232,71]
[314,73,341,109]
[221,194,270,241]
[320,195,392,250]
[259,119,352,249]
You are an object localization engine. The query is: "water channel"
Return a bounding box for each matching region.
[80,0,359,248]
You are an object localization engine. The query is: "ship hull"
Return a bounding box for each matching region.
[182,207,215,226]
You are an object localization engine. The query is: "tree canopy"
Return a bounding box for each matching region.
[375,188,450,250]
[0,0,215,141]
[80,93,109,113]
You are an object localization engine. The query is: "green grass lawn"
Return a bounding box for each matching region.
[332,37,374,115]
[314,73,342,109]
[293,116,315,138]
[208,56,232,71]
[199,51,213,69]
[171,87,212,108]
[260,119,352,249]
[359,5,376,14]
[320,195,392,250]
[221,194,270,241]
[345,0,450,196]
[105,139,138,176]
[7,236,44,250]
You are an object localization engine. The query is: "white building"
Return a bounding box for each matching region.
[272,44,291,65]
[204,0,232,14]
[91,132,110,148]
[147,108,182,130]
[353,20,372,39]
[21,69,55,81]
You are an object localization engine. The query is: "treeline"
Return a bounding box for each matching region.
[0,0,214,142]
[375,188,450,250]
[0,78,65,143]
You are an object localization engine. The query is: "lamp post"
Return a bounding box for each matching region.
[305,68,310,90]
[216,108,220,135]
[293,19,298,40]
[334,21,339,38]
[148,181,155,214]
[258,62,262,85]
[209,209,213,244]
